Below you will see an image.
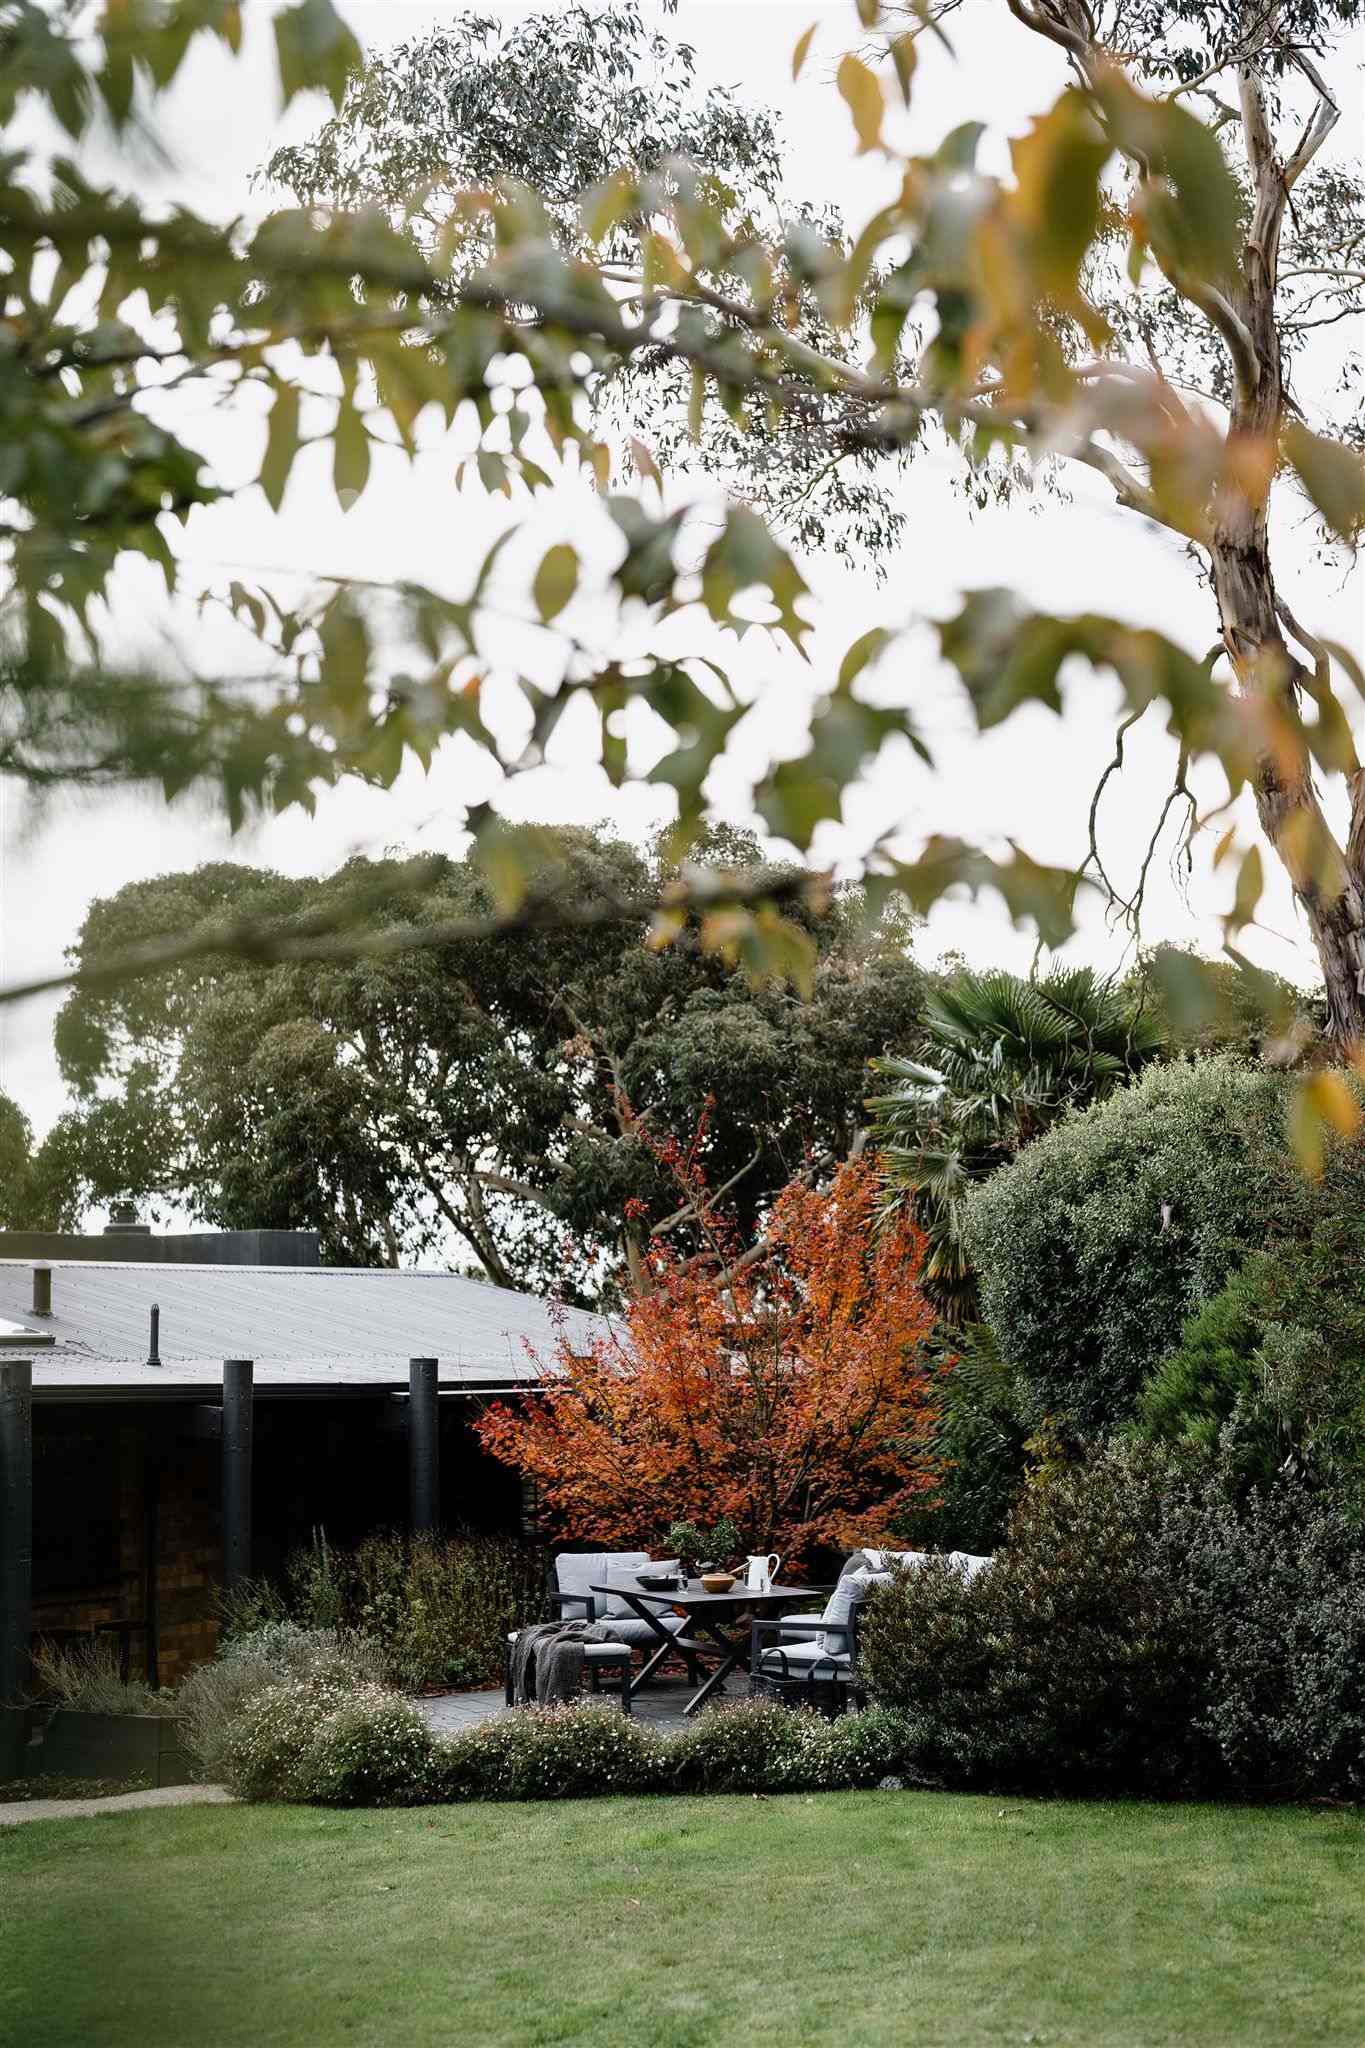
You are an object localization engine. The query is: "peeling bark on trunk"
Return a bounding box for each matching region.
[1204,68,1365,1050]
[1009,12,1363,1046]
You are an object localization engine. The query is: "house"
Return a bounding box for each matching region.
[0,1227,603,1747]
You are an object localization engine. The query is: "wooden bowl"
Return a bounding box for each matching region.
[701,1571,736,1594]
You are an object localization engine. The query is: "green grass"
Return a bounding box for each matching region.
[3,1791,1363,2048]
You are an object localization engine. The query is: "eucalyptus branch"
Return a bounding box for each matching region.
[0,863,830,1013]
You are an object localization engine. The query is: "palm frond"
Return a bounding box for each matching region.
[868,964,1166,1321]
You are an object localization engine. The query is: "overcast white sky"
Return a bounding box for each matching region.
[1,0,1362,1146]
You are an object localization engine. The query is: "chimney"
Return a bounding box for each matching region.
[31,1265,51,1317]
[104,1200,151,1239]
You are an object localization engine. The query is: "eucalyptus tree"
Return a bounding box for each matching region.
[49,830,924,1294]
[1,0,1362,1167]
[0,1093,34,1229]
[261,1,901,562]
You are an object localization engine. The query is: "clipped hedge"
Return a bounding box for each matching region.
[218,1682,923,1808]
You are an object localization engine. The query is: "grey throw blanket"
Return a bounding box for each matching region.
[510,1620,615,1705]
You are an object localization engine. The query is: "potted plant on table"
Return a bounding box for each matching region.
[666,1518,741,1587]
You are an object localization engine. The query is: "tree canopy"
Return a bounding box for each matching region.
[966,1056,1365,1432]
[0,1091,34,1228]
[0,0,1363,1162]
[48,828,924,1294]
[475,1156,942,1562]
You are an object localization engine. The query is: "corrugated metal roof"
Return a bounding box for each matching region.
[0,1259,605,1401]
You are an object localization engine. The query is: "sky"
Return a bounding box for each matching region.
[1,0,1362,1152]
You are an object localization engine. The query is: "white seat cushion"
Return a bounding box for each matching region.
[758,1641,852,1672]
[601,1613,686,1648]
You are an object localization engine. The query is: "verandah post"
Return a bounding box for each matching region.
[222,1358,254,1591]
[408,1357,440,1536]
[0,1359,33,1777]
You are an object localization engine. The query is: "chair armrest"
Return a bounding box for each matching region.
[748,1613,829,1673]
[765,1618,849,1640]
[549,1590,597,1621]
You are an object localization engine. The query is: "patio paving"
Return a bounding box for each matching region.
[418,1675,735,1739]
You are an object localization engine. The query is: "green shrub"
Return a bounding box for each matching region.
[897,1326,1031,1552]
[31,1637,173,1717]
[860,1446,1211,1794]
[177,1624,387,1779]
[860,1447,1365,1800]
[223,1685,925,1808]
[284,1527,548,1690]
[1136,1215,1365,1505]
[298,1687,439,1806]
[433,1702,667,1802]
[816,1705,923,1789]
[221,1673,437,1805]
[1186,1485,1365,1799]
[669,1699,813,1792]
[966,1058,1365,1431]
[220,1675,354,1802]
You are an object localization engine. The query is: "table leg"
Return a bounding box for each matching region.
[615,1593,696,1700]
[681,1618,748,1714]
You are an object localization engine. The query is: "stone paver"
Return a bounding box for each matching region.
[0,1783,235,1828]
[419,1680,723,1739]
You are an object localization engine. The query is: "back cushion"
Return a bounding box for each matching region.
[554,1552,608,1605]
[588,1553,653,1618]
[948,1551,992,1580]
[859,1549,935,1573]
[815,1569,890,1649]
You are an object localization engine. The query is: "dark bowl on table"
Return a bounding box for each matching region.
[636,1571,681,1591]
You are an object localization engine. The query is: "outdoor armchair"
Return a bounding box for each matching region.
[549,1550,692,1657]
[748,1564,887,1697]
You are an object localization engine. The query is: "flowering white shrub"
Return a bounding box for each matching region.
[434,1702,666,1803]
[297,1686,437,1806]
[222,1676,357,1801]
[178,1625,388,1780]
[221,1681,922,1807]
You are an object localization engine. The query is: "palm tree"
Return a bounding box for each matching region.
[868,967,1164,1321]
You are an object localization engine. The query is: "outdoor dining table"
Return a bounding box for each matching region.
[590,1578,833,1716]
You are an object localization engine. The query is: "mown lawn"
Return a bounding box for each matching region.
[3,1790,1363,2048]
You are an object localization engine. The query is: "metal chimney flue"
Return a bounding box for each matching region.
[31,1265,51,1318]
[146,1303,161,1369]
[104,1200,151,1239]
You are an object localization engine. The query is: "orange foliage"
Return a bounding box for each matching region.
[475,1157,941,1568]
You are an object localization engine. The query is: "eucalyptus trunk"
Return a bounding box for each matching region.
[1206,66,1365,1049]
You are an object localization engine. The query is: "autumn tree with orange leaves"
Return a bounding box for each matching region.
[476,1156,940,1568]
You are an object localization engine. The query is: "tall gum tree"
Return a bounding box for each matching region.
[978,0,1365,1042]
[0,1,1363,1156]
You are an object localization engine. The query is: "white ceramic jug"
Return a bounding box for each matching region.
[745,1552,781,1592]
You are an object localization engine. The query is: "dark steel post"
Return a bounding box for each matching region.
[222,1359,254,1590]
[0,1360,33,1708]
[408,1357,439,1535]
[143,1451,161,1690]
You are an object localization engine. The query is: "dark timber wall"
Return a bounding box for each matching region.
[30,1399,522,1684]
